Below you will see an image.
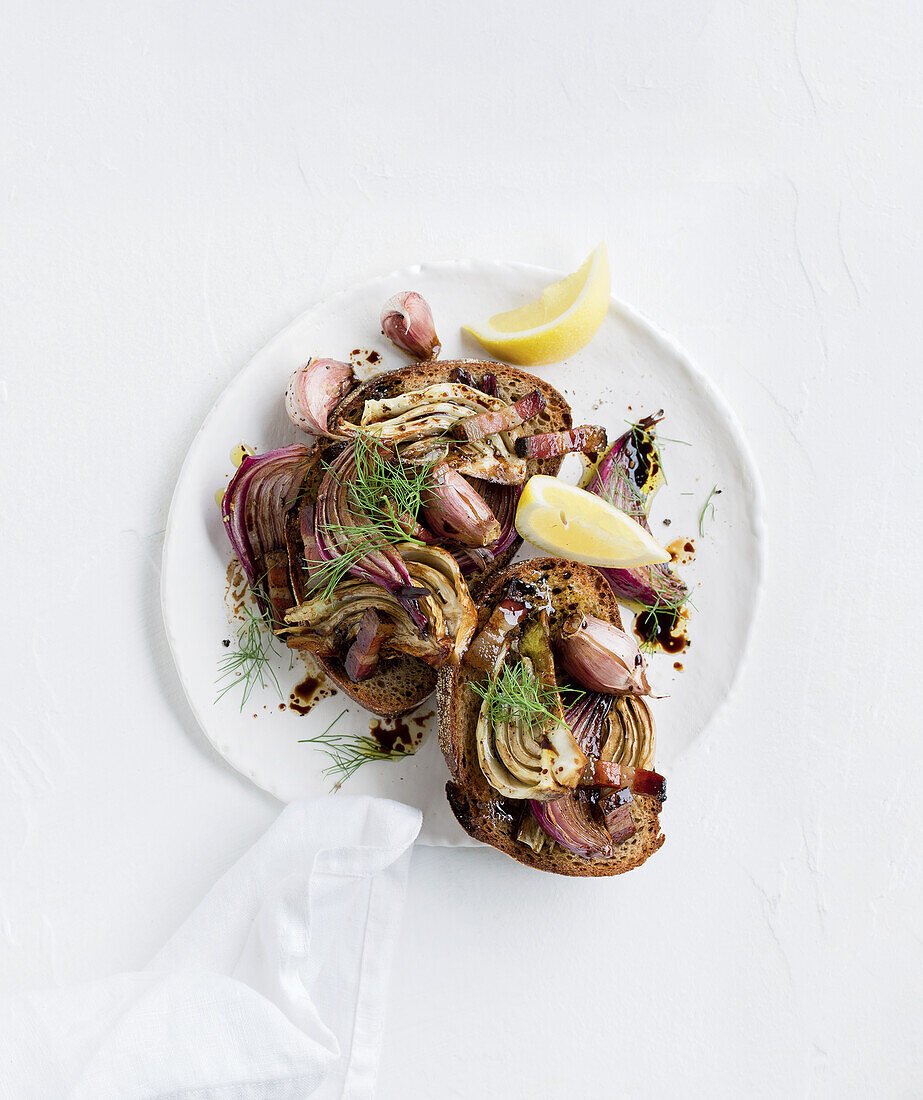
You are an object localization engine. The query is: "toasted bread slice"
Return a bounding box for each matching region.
[333,359,572,578]
[284,361,572,718]
[437,557,665,876]
[294,639,437,719]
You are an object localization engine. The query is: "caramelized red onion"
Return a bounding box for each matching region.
[344,608,387,681]
[420,466,501,548]
[563,692,614,758]
[479,372,499,397]
[450,390,546,442]
[448,366,478,390]
[528,795,612,860]
[221,444,311,623]
[555,613,651,696]
[600,788,637,845]
[582,760,667,802]
[587,415,688,613]
[449,365,499,398]
[285,359,356,437]
[299,503,325,582]
[514,424,608,461]
[380,291,441,360]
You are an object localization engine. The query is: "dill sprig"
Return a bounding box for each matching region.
[308,431,436,599]
[298,709,410,790]
[471,661,582,731]
[698,484,722,536]
[349,430,433,530]
[215,603,285,710]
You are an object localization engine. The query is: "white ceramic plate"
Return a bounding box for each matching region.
[162,260,765,845]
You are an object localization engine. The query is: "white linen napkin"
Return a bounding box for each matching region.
[0,796,422,1099]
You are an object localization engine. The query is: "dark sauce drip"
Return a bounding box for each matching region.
[365,376,403,402]
[491,797,521,827]
[368,708,434,754]
[634,608,687,654]
[349,346,381,367]
[673,661,684,671]
[577,786,602,810]
[321,439,349,463]
[667,537,696,565]
[288,674,337,716]
[369,718,412,753]
[624,420,662,496]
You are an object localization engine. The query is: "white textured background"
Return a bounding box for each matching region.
[2,2,921,1096]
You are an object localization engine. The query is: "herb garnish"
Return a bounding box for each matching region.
[471,661,583,731]
[215,603,285,709]
[698,484,722,536]
[298,708,411,789]
[307,431,437,600]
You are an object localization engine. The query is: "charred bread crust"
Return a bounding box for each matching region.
[314,650,437,719]
[437,558,666,876]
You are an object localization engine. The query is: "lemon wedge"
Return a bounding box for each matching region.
[464,244,610,365]
[515,476,671,568]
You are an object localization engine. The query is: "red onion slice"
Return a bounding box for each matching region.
[479,372,499,397]
[564,692,614,758]
[600,789,637,845]
[450,390,546,442]
[344,608,387,681]
[448,366,479,390]
[221,444,311,622]
[299,504,325,580]
[514,424,608,460]
[448,366,499,398]
[529,795,612,860]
